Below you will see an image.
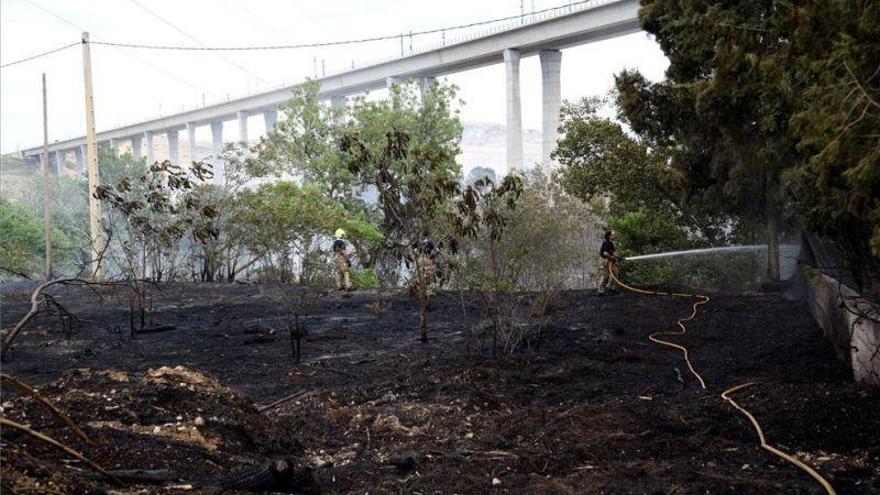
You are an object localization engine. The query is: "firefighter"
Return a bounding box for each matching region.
[597,230,621,295]
[333,229,352,291]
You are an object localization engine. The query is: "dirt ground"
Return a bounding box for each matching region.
[1,282,878,494]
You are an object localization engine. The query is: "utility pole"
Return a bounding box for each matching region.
[82,32,104,279]
[41,73,52,280]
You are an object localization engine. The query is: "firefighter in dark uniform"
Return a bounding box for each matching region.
[597,230,620,295]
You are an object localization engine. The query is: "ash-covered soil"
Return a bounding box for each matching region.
[1,283,878,494]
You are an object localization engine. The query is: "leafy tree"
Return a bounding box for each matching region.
[615,0,804,280]
[231,180,382,282]
[553,97,725,252]
[339,81,463,340]
[0,200,55,277]
[786,0,879,289]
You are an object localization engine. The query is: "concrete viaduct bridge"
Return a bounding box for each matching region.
[19,0,639,180]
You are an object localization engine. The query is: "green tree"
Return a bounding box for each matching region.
[339,81,463,341]
[553,97,726,252]
[615,0,803,280]
[231,180,382,282]
[786,0,879,289]
[0,199,73,278]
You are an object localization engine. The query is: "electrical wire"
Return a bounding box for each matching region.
[14,0,218,97]
[125,0,273,87]
[91,0,605,51]
[0,42,79,69]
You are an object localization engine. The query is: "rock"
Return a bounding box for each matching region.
[492,477,502,486]
[194,416,206,426]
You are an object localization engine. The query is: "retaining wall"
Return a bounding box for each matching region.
[804,271,880,385]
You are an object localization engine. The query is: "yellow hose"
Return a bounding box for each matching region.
[721,383,837,495]
[606,261,836,494]
[608,263,709,389]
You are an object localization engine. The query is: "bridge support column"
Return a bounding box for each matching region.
[167,130,179,164]
[109,139,118,154]
[75,146,85,175]
[210,121,224,184]
[419,76,435,102]
[186,122,198,164]
[540,49,562,168]
[144,131,155,165]
[263,109,278,134]
[504,49,523,173]
[28,156,41,176]
[237,111,248,146]
[330,96,347,123]
[386,76,403,108]
[52,151,64,176]
[131,136,142,159]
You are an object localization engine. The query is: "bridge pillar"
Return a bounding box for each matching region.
[237,111,248,146]
[186,122,198,164]
[167,130,179,164]
[210,121,224,184]
[131,136,142,159]
[330,96,347,123]
[386,76,403,90]
[539,49,562,168]
[52,151,64,176]
[75,146,85,175]
[503,49,523,173]
[419,76,435,102]
[144,131,155,165]
[263,109,278,134]
[109,138,118,154]
[28,155,41,176]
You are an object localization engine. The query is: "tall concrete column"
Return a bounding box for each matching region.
[386,76,403,90]
[387,76,404,109]
[74,146,85,175]
[186,122,198,164]
[167,130,179,164]
[263,109,278,134]
[330,96,347,124]
[108,138,118,154]
[131,136,142,159]
[52,151,64,176]
[210,121,223,155]
[540,49,562,168]
[210,121,224,184]
[418,76,436,102]
[503,49,524,173]
[237,111,248,146]
[144,131,155,165]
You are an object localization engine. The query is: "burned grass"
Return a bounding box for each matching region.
[1,284,878,493]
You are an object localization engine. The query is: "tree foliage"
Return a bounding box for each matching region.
[786,0,879,276]
[553,97,724,255]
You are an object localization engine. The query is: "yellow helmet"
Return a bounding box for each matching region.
[335,228,346,238]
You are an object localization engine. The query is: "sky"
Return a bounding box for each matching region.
[0,0,669,154]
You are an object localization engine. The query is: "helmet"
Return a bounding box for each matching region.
[335,228,346,238]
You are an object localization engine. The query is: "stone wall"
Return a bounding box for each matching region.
[803,271,880,385]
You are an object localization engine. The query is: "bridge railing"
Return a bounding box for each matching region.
[324,0,620,77]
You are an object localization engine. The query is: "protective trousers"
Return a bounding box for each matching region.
[335,253,351,290]
[597,258,618,294]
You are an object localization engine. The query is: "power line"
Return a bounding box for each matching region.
[91,0,600,51]
[0,42,79,69]
[15,0,218,97]
[125,0,273,87]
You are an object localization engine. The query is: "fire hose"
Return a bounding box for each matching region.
[607,262,836,495]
